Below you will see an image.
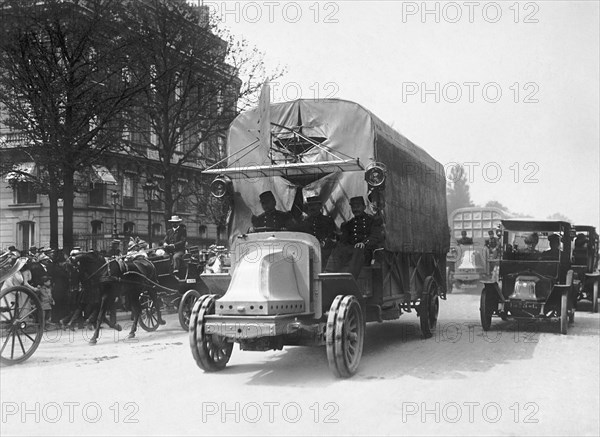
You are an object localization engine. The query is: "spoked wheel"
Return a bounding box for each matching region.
[0,286,44,365]
[189,294,233,371]
[138,291,160,332]
[480,287,496,331]
[326,295,365,378]
[178,289,201,331]
[560,289,568,335]
[419,276,439,339]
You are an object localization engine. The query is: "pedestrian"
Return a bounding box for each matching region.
[37,275,55,329]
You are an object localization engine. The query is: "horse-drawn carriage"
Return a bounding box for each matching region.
[0,254,44,365]
[190,98,450,377]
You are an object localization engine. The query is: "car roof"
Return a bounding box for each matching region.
[501,219,572,232]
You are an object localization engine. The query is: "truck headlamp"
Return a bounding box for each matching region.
[365,162,387,188]
[210,175,233,199]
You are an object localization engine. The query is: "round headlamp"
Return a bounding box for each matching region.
[210,175,233,199]
[365,162,387,188]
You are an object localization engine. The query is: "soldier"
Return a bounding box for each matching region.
[324,196,383,279]
[163,215,187,273]
[485,230,499,259]
[300,196,337,268]
[457,230,473,245]
[249,190,296,232]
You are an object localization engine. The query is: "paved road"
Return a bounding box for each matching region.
[1,288,599,436]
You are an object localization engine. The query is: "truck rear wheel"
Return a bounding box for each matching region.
[560,289,568,335]
[419,277,439,338]
[326,295,364,378]
[189,294,233,371]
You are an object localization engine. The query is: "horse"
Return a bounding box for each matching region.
[68,251,164,344]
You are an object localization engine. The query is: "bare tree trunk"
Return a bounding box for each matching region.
[62,171,75,252]
[48,190,59,250]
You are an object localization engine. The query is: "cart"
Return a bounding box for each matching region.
[571,225,599,313]
[0,256,44,365]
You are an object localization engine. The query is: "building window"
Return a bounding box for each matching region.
[89,183,106,206]
[15,182,37,204]
[17,221,35,250]
[199,225,207,238]
[91,220,103,235]
[122,174,135,208]
[123,221,135,236]
[152,223,162,238]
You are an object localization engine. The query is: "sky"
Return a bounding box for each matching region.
[201,0,599,228]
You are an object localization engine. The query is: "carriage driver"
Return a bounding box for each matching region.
[163,215,187,274]
[324,196,383,279]
[249,190,296,232]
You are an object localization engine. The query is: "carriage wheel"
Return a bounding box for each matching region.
[419,277,439,339]
[326,295,364,378]
[560,289,568,335]
[592,279,599,313]
[189,294,233,371]
[480,288,496,331]
[138,291,160,332]
[178,289,201,331]
[0,286,44,365]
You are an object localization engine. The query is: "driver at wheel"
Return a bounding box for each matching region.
[163,215,187,274]
[248,190,296,232]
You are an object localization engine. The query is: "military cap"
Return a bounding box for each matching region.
[259,191,275,201]
[349,196,365,206]
[548,234,560,243]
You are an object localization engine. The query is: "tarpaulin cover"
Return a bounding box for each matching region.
[221,99,449,254]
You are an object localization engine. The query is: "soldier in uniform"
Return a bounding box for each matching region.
[249,190,296,232]
[485,230,499,259]
[163,215,187,273]
[300,196,337,268]
[324,196,383,279]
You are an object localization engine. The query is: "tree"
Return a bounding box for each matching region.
[547,212,572,223]
[485,200,510,211]
[0,0,146,250]
[122,1,284,227]
[446,164,473,215]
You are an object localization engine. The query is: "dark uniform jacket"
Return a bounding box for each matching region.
[163,225,187,252]
[300,214,337,248]
[340,213,383,249]
[251,210,295,231]
[457,236,473,245]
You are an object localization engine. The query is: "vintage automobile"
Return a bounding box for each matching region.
[480,220,577,334]
[452,244,489,289]
[571,225,599,313]
[190,98,450,377]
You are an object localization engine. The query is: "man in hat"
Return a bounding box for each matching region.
[163,215,187,273]
[325,196,383,278]
[540,234,561,260]
[300,196,337,267]
[457,230,473,246]
[249,191,296,232]
[108,239,122,258]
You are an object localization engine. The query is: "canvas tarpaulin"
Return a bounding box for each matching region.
[215,99,449,255]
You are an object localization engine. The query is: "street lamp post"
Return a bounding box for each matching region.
[111,190,120,239]
[142,179,157,247]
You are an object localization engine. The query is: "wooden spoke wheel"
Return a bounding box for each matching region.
[189,294,233,371]
[0,286,44,365]
[480,288,496,331]
[560,289,568,335]
[419,277,439,339]
[178,289,201,331]
[326,295,365,378]
[138,291,160,332]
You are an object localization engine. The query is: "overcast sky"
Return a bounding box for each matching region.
[204,0,599,228]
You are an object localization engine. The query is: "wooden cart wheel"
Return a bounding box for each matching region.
[0,286,44,365]
[189,294,233,371]
[326,295,365,378]
[560,289,568,335]
[592,279,599,313]
[419,277,439,339]
[480,288,496,331]
[178,289,201,331]
[138,291,159,332]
